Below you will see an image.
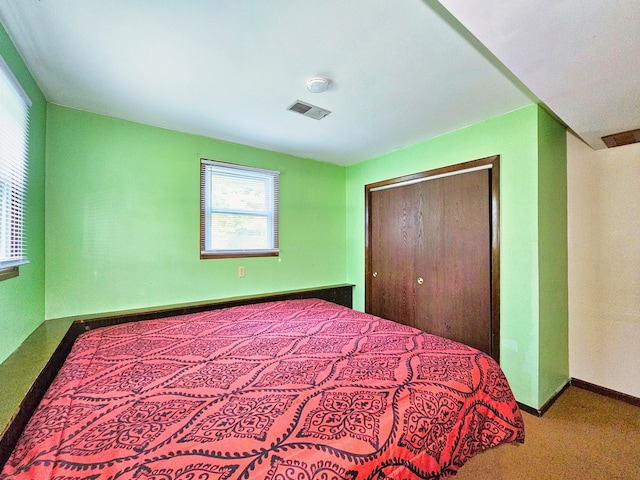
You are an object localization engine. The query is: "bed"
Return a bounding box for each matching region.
[0,298,524,479]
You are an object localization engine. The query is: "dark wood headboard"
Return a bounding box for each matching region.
[74,284,353,332]
[0,284,354,469]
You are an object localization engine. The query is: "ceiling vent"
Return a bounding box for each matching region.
[601,128,640,148]
[287,100,331,120]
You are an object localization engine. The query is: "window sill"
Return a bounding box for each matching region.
[201,250,279,259]
[0,266,19,282]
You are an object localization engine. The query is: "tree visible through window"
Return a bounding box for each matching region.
[0,56,31,281]
[200,159,279,258]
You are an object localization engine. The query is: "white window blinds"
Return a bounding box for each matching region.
[0,56,31,270]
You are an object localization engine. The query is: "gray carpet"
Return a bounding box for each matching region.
[455,386,640,479]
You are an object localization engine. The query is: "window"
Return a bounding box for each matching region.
[200,159,279,258]
[0,56,31,281]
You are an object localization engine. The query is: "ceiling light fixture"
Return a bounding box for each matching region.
[307,76,330,93]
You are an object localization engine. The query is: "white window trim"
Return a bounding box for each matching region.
[0,55,31,277]
[200,159,279,258]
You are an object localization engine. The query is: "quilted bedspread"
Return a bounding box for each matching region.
[1,299,524,480]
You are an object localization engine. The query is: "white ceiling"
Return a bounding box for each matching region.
[438,0,640,151]
[0,1,637,165]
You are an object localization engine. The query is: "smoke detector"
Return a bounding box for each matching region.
[307,76,330,93]
[287,100,331,120]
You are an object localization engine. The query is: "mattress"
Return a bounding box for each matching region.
[1,298,524,479]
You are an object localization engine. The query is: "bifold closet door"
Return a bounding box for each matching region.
[367,168,492,355]
[368,180,422,326]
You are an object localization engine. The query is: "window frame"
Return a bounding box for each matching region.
[0,55,31,282]
[200,159,279,259]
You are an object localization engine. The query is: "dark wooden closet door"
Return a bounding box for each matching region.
[368,182,420,326]
[413,169,491,353]
[367,168,492,355]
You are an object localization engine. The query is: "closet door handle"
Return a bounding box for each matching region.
[417,277,424,285]
[372,271,378,278]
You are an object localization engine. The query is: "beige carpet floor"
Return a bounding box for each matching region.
[454,386,640,479]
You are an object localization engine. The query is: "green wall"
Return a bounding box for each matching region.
[346,105,567,409]
[537,108,569,406]
[0,24,47,364]
[45,105,346,319]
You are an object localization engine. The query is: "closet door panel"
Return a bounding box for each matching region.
[412,175,443,333]
[413,169,492,353]
[368,184,419,326]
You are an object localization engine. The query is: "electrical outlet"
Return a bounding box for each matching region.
[238,266,246,278]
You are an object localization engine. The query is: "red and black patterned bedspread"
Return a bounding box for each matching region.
[1,299,524,480]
